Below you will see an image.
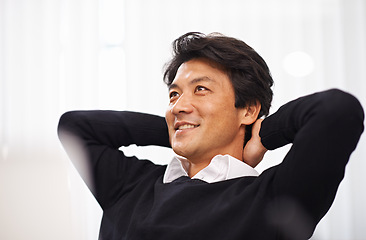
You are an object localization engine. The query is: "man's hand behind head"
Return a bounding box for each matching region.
[243,119,267,167]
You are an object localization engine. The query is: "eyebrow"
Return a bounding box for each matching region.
[168,76,216,91]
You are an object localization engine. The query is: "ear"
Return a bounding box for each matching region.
[240,101,261,125]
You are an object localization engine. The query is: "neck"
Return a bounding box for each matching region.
[186,147,244,178]
[187,161,210,178]
[185,126,246,177]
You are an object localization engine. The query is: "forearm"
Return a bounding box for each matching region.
[58,110,170,149]
[260,89,364,151]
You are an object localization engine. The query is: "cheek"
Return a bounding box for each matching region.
[165,107,173,124]
[165,110,174,134]
[207,104,241,130]
[205,99,236,117]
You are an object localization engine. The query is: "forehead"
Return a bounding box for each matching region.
[170,58,230,88]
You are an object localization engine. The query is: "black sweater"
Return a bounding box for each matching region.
[58,89,364,240]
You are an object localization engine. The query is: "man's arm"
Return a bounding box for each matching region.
[257,89,363,229]
[57,111,170,209]
[244,89,364,238]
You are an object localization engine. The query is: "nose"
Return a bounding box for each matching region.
[171,94,194,115]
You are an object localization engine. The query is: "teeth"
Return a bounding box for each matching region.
[178,124,197,130]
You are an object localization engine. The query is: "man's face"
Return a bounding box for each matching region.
[165,58,246,163]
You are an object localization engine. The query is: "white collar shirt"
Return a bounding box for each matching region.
[163,154,259,184]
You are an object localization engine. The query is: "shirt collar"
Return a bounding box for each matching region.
[163,154,259,183]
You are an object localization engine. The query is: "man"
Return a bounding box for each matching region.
[58,32,364,240]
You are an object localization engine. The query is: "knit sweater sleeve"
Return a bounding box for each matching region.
[260,89,364,224]
[57,110,170,209]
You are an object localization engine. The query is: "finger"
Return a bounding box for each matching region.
[251,119,263,138]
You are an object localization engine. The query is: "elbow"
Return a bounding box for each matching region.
[57,111,83,134]
[326,89,364,124]
[322,88,364,140]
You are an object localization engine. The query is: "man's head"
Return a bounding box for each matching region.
[164,32,273,163]
[164,32,273,117]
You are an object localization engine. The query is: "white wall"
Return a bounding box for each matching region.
[1,0,365,239]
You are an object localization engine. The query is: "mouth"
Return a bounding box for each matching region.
[175,124,200,131]
[174,120,201,131]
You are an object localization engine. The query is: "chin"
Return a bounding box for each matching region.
[171,138,200,158]
[172,145,191,159]
[172,147,186,158]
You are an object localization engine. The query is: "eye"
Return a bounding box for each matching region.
[169,91,179,100]
[195,85,208,92]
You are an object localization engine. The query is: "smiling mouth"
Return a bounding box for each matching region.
[176,124,200,130]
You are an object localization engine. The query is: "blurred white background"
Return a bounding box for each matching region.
[1,0,365,239]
